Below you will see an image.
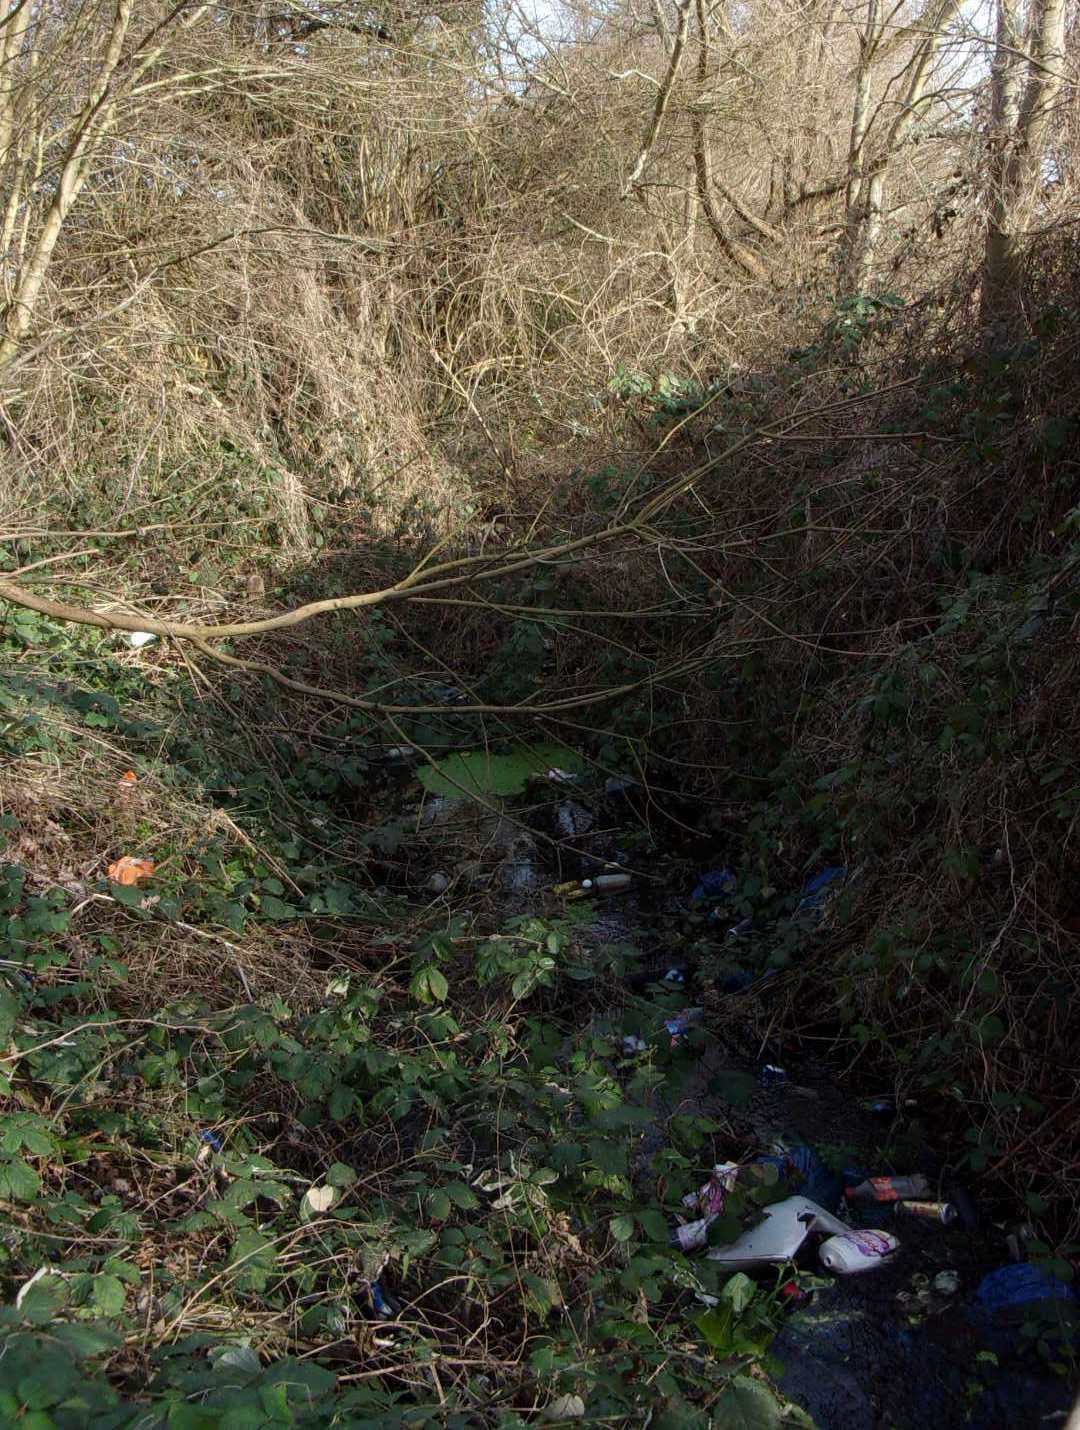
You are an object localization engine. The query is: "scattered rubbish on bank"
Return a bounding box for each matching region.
[126,630,158,649]
[555,800,594,839]
[818,1229,899,1274]
[584,873,631,893]
[665,1007,704,1048]
[974,1263,1076,1314]
[662,966,686,985]
[860,1094,919,1117]
[752,1143,842,1212]
[670,1151,897,1277]
[691,868,736,905]
[760,1064,787,1089]
[704,1197,863,1271]
[425,870,450,894]
[552,872,632,898]
[106,855,156,885]
[671,1161,739,1251]
[370,1280,396,1320]
[603,776,637,798]
[895,1200,957,1225]
[118,769,138,788]
[845,1175,931,1206]
[196,1129,222,1164]
[793,866,846,921]
[542,1394,586,1421]
[1003,1221,1037,1262]
[933,1270,960,1296]
[378,744,420,764]
[622,1034,648,1055]
[544,767,581,785]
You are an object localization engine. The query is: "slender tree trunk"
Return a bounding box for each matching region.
[690,0,767,280]
[0,1,133,366]
[841,0,963,292]
[981,0,1068,330]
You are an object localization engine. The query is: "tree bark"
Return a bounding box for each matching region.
[841,0,963,293]
[981,0,1069,330]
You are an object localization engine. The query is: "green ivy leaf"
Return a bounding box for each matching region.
[610,1214,635,1242]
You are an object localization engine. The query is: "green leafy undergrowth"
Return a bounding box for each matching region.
[0,836,809,1426]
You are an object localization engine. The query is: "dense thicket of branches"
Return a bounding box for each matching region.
[2,0,1079,1239]
[1,0,1074,526]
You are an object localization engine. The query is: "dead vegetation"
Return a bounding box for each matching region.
[1,0,1079,1421]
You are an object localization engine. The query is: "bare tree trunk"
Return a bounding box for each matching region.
[690,0,767,280]
[0,1,213,373]
[981,0,1069,330]
[841,0,963,292]
[0,1,133,366]
[622,0,691,196]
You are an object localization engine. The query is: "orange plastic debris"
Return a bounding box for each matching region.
[119,770,138,785]
[107,856,156,886]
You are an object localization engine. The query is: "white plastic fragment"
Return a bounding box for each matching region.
[705,1196,851,1270]
[127,630,158,648]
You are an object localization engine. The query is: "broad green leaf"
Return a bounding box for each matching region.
[326,1162,357,1188]
[0,1158,40,1202]
[259,895,298,920]
[427,1189,451,1221]
[91,1273,126,1317]
[710,1376,781,1429]
[637,1209,670,1242]
[609,1214,635,1242]
[719,1272,755,1313]
[328,1084,355,1121]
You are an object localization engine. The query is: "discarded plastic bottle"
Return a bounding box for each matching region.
[895,1199,957,1225]
[845,1174,931,1205]
[760,1064,787,1089]
[552,873,632,898]
[582,873,632,894]
[819,1229,899,1274]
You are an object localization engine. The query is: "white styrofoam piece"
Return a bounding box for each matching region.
[705,1196,850,1268]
